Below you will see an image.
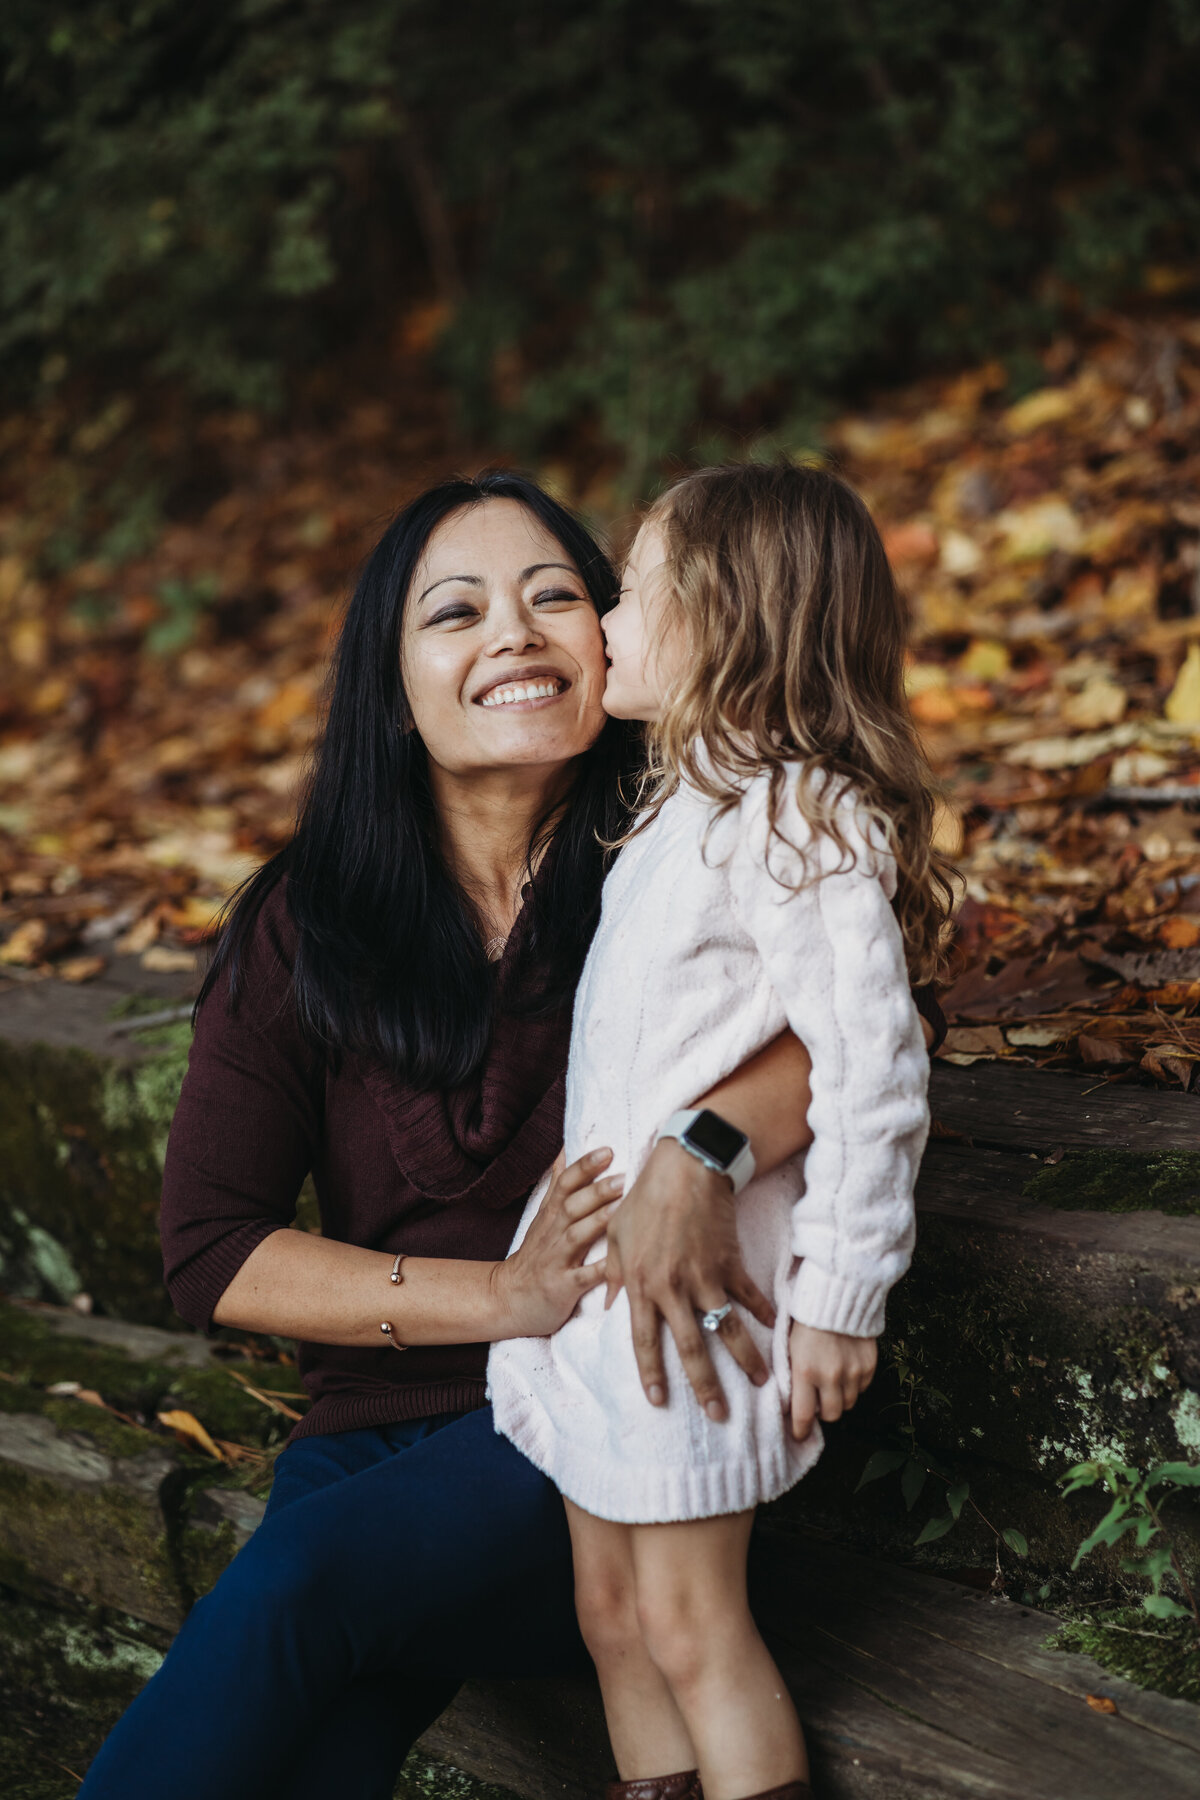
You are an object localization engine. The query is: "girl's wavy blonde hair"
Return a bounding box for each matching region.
[629,460,954,984]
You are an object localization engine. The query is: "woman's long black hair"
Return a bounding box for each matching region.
[197,470,639,1087]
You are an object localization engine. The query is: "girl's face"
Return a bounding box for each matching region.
[401,499,609,780]
[601,522,687,722]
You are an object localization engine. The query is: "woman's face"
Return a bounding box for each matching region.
[601,521,687,722]
[401,499,609,780]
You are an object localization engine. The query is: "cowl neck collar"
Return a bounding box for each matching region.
[357,850,572,1208]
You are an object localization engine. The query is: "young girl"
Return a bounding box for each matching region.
[487,462,948,1800]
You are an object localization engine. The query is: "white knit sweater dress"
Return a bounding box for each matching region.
[486,766,931,1524]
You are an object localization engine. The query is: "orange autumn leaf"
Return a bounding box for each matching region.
[1085,1694,1118,1715]
[157,1408,226,1462]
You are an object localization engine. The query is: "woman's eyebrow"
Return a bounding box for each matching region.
[520,562,580,581]
[417,574,483,602]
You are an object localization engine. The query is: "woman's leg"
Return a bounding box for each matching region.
[79,1408,585,1800]
[259,1420,462,1800]
[565,1499,696,1779]
[630,1513,807,1800]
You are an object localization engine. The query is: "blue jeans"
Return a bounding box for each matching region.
[79,1405,587,1800]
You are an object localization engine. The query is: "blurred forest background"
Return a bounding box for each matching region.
[2,0,1200,1079]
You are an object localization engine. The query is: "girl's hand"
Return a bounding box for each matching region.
[788,1321,877,1442]
[604,1138,776,1422]
[491,1149,622,1339]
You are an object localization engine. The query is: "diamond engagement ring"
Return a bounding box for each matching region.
[700,1302,733,1333]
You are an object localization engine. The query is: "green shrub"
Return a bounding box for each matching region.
[2,0,1198,471]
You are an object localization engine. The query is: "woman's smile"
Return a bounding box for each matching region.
[474,667,572,710]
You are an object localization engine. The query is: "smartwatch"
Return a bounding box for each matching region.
[654,1108,756,1194]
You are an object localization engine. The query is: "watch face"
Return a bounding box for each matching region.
[685,1109,749,1168]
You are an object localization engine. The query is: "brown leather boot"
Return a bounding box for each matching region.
[604,1773,701,1800]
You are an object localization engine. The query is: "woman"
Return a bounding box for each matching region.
[80,471,940,1800]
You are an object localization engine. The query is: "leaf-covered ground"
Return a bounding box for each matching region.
[1,312,1199,1084]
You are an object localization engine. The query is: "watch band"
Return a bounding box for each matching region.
[654,1108,757,1194]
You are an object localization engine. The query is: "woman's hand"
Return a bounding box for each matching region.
[788,1321,877,1442]
[603,1138,776,1423]
[491,1148,622,1339]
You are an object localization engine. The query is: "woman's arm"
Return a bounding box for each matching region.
[211,1150,618,1345]
[169,885,612,1350]
[605,1008,936,1420]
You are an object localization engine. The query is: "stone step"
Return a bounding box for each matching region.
[764,1064,1200,1590]
[0,1296,287,1630]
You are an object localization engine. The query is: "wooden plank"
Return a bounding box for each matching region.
[929,1062,1200,1153]
[916,1141,1200,1264]
[418,1535,1200,1800]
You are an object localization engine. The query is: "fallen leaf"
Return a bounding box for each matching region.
[1141,1046,1199,1088]
[887,522,941,570]
[1003,386,1079,434]
[114,912,161,955]
[942,1025,1008,1056]
[1165,642,1200,725]
[0,919,48,965]
[1158,916,1200,949]
[1004,725,1139,770]
[996,498,1083,561]
[1062,677,1127,731]
[1077,1034,1136,1066]
[1085,1694,1118,1715]
[1006,1024,1065,1047]
[141,945,198,974]
[911,688,961,726]
[57,954,106,983]
[157,1408,226,1461]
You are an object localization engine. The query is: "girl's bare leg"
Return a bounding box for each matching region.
[565,1499,698,1778]
[630,1511,807,1800]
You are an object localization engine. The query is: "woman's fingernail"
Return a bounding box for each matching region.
[705,1401,726,1422]
[648,1384,664,1405]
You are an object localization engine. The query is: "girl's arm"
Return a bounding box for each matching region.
[730,792,930,1340]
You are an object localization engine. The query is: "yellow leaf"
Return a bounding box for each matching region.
[1003,387,1077,435]
[1062,676,1127,731]
[0,919,48,965]
[157,1408,226,1461]
[1164,642,1200,725]
[959,638,1010,682]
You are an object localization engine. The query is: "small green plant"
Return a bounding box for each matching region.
[857,1338,1028,1589]
[1061,1458,1200,1636]
[145,574,220,656]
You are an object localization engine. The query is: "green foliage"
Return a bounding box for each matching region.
[857,1337,1030,1573]
[1061,1457,1200,1630]
[1,1,1199,470]
[145,574,220,656]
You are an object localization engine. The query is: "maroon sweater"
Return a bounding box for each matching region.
[160,879,946,1449]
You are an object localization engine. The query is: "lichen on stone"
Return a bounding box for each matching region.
[1049,1608,1200,1702]
[1023,1149,1200,1214]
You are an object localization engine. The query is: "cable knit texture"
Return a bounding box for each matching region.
[487,767,930,1523]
